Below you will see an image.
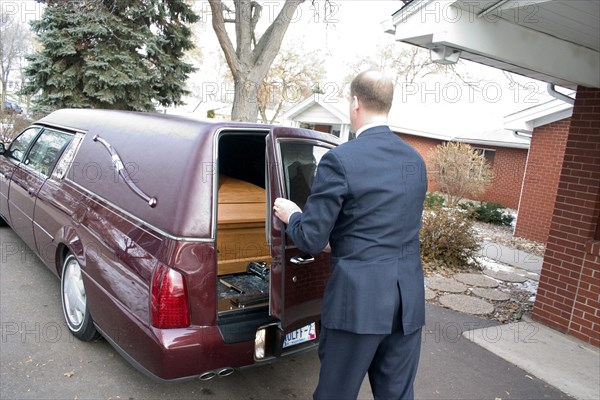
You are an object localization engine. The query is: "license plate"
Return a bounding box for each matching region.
[283,322,317,348]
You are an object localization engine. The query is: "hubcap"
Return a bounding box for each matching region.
[63,258,86,329]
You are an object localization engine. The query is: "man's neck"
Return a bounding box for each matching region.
[355,117,388,137]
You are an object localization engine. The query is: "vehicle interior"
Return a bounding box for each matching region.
[216,132,271,315]
[215,131,325,323]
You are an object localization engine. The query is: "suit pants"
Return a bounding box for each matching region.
[313,326,422,400]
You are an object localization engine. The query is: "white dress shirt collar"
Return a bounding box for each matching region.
[355,122,387,138]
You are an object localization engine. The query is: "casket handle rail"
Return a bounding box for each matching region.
[93,135,157,208]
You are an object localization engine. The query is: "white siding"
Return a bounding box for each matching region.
[295,104,342,124]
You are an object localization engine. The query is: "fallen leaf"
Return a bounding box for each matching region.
[64,371,75,378]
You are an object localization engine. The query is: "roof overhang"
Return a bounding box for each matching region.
[390,0,600,89]
[453,134,531,149]
[503,92,575,133]
[280,94,350,124]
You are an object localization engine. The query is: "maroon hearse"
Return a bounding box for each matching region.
[0,109,340,381]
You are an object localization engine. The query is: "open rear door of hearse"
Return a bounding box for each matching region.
[266,126,340,340]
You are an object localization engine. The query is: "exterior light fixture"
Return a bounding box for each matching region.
[430,45,462,65]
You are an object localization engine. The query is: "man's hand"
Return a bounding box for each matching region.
[273,198,301,224]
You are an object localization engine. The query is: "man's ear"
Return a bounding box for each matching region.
[351,95,359,111]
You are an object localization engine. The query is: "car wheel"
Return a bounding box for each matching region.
[61,253,100,341]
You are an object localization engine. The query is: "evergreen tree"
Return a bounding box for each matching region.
[22,0,198,113]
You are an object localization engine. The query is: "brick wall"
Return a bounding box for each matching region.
[532,86,600,347]
[476,146,527,209]
[399,133,526,208]
[515,119,571,243]
[398,134,442,192]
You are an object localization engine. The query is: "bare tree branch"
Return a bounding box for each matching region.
[251,0,304,77]
[208,0,240,76]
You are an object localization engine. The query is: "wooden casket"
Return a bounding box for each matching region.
[217,175,271,275]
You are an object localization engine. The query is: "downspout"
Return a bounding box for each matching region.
[547,83,575,105]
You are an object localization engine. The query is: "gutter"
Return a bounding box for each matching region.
[453,137,530,150]
[547,83,575,105]
[513,131,533,139]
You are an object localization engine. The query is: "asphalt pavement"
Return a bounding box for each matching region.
[0,226,580,399]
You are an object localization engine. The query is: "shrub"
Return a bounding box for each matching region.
[423,192,445,209]
[420,206,480,271]
[459,201,514,226]
[428,142,493,207]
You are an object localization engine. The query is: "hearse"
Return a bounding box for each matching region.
[0,109,340,381]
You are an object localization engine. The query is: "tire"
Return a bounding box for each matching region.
[60,253,100,341]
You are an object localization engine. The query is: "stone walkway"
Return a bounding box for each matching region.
[425,252,540,317]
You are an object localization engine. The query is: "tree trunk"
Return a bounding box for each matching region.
[209,0,305,123]
[232,77,260,122]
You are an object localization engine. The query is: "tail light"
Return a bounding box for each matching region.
[151,264,190,329]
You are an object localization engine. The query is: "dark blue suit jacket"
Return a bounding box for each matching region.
[287,125,427,335]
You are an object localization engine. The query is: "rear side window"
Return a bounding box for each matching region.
[8,127,40,162]
[52,132,84,180]
[279,142,330,210]
[25,129,72,177]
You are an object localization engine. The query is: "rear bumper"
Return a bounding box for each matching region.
[97,322,257,382]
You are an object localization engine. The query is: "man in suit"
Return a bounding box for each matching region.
[273,70,427,400]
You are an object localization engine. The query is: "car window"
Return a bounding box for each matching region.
[25,129,73,177]
[279,142,330,210]
[52,132,84,180]
[8,127,41,162]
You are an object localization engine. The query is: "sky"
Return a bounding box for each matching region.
[5,0,560,133]
[185,0,557,134]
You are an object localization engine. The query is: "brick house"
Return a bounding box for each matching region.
[282,95,529,209]
[402,129,529,209]
[505,97,575,244]
[391,0,599,346]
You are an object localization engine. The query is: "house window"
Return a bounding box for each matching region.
[330,124,341,137]
[475,148,496,167]
[299,123,341,138]
[299,123,315,130]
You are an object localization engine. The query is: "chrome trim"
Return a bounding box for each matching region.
[52,132,84,181]
[290,255,315,265]
[35,121,86,134]
[93,134,157,208]
[65,179,213,243]
[33,219,54,241]
[11,161,45,179]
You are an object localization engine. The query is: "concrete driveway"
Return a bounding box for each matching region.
[1,226,569,399]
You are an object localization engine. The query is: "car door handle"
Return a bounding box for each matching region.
[290,255,315,265]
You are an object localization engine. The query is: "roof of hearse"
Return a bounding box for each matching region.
[37,109,269,137]
[37,109,273,239]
